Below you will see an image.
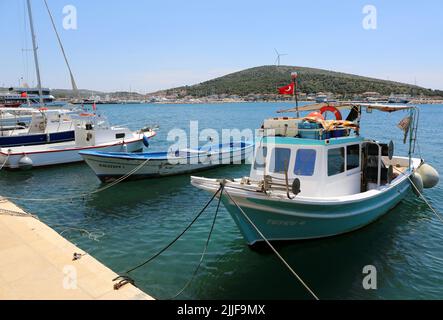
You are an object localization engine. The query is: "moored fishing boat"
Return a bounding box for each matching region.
[191,102,439,245]
[0,113,156,169]
[80,141,254,182]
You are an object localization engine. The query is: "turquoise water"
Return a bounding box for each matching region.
[1,102,442,299]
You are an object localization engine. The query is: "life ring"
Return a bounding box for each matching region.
[320,105,342,120]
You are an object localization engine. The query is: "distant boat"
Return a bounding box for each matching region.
[0,87,67,108]
[80,141,254,182]
[0,113,156,169]
[388,94,411,104]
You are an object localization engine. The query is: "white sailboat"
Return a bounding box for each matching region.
[0,1,157,169]
[0,113,156,169]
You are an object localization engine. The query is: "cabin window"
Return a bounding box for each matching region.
[270,147,291,173]
[253,146,267,169]
[294,149,316,176]
[328,147,345,176]
[346,144,360,170]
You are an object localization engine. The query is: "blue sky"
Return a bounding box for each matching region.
[1,0,442,92]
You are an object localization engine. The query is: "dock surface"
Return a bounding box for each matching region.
[0,198,153,300]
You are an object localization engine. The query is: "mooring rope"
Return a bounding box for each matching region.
[113,185,223,291]
[59,227,105,242]
[169,186,224,299]
[393,166,443,223]
[223,187,320,300]
[1,158,151,202]
[0,207,39,219]
[0,153,10,171]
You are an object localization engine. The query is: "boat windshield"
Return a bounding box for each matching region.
[270,148,291,173]
[294,149,316,176]
[253,146,267,170]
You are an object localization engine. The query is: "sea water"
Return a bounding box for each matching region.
[1,102,442,299]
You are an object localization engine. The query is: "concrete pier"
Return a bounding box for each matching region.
[0,198,153,300]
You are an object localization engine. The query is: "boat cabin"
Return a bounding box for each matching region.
[250,103,413,198]
[72,113,137,147]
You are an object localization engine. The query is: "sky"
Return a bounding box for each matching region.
[0,0,442,93]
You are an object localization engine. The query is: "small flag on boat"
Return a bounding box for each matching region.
[92,102,97,111]
[397,115,411,143]
[278,82,294,95]
[20,92,27,98]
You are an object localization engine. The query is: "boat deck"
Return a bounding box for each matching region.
[0,198,153,300]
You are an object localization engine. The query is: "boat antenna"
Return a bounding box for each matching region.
[26,0,44,106]
[43,0,79,96]
[291,71,299,117]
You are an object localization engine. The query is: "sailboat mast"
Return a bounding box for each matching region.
[43,0,78,96]
[26,0,44,105]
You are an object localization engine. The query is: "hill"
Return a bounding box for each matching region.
[160,65,443,98]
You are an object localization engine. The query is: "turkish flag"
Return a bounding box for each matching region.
[278,82,294,95]
[21,92,27,98]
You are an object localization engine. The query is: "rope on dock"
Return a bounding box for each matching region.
[223,187,320,300]
[0,198,39,219]
[0,158,151,202]
[0,207,39,219]
[113,185,223,290]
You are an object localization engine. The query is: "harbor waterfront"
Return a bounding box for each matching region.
[1,102,442,299]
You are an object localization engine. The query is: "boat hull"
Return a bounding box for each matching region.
[191,154,419,246]
[0,139,143,169]
[81,143,253,182]
[220,178,411,245]
[0,130,75,147]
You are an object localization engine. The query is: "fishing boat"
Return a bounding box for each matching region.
[0,113,156,169]
[0,107,80,147]
[191,102,439,245]
[80,141,254,182]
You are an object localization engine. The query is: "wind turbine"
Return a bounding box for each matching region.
[274,48,288,66]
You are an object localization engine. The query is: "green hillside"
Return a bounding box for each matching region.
[163,65,442,98]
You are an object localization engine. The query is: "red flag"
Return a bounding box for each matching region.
[21,92,28,98]
[92,102,96,111]
[278,82,294,95]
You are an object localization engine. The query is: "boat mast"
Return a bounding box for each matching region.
[43,0,78,96]
[291,72,299,118]
[26,0,44,105]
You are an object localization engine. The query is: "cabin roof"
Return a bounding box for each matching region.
[277,102,414,114]
[262,136,364,146]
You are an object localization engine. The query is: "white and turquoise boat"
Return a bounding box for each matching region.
[191,103,439,245]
